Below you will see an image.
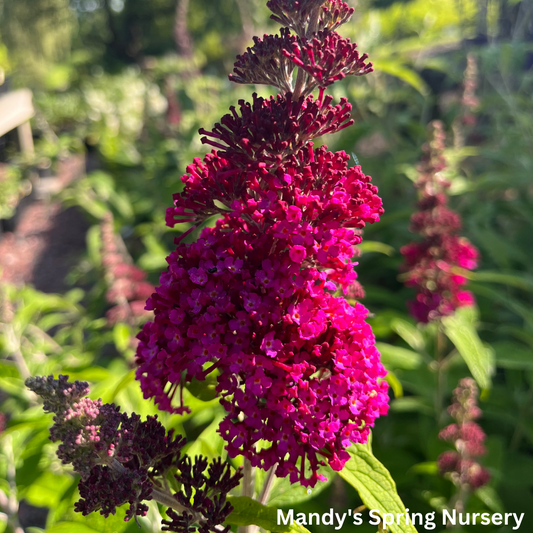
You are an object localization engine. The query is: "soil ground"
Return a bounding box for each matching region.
[0,155,89,293]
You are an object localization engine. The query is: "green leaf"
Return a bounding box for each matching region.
[0,361,20,379]
[256,464,335,507]
[0,377,24,396]
[475,486,504,513]
[458,270,533,292]
[471,283,533,329]
[186,374,219,402]
[471,230,527,269]
[442,307,494,390]
[385,371,403,398]
[226,496,312,533]
[79,196,109,219]
[390,318,425,351]
[358,241,395,256]
[86,225,102,266]
[339,444,419,533]
[491,341,533,370]
[110,369,135,401]
[23,472,72,508]
[16,429,51,489]
[58,493,132,532]
[372,59,429,95]
[139,234,169,271]
[376,343,423,370]
[390,397,432,415]
[37,312,71,332]
[409,462,438,475]
[109,191,134,220]
[47,523,100,533]
[47,478,79,527]
[184,418,225,460]
[66,367,112,383]
[113,323,132,352]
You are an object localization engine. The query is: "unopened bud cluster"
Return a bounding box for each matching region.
[25,375,241,532]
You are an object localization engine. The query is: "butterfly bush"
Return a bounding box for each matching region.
[437,378,490,490]
[101,212,155,326]
[136,0,389,487]
[400,121,479,323]
[453,54,479,150]
[25,375,242,533]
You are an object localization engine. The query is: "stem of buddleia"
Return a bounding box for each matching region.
[239,458,254,533]
[258,464,277,505]
[292,6,321,99]
[248,463,279,533]
[436,325,447,425]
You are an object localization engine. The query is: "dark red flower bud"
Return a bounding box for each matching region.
[282,31,372,89]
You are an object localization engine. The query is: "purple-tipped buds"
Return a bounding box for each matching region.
[26,375,241,529]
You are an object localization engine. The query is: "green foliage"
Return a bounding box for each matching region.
[255,466,335,507]
[1,0,533,531]
[0,166,30,219]
[0,35,10,84]
[227,497,312,533]
[340,443,419,533]
[0,0,74,86]
[442,306,495,390]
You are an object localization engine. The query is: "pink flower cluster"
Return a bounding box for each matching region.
[101,213,154,326]
[136,0,389,487]
[137,145,387,485]
[453,53,480,150]
[400,121,479,323]
[460,54,479,127]
[438,378,490,490]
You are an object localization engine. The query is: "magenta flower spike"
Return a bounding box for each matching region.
[135,0,389,487]
[400,121,479,323]
[438,378,490,491]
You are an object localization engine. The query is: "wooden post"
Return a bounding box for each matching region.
[0,89,35,155]
[17,120,34,157]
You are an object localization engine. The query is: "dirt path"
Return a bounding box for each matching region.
[0,155,89,293]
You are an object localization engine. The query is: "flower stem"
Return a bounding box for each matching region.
[242,458,254,499]
[239,458,254,533]
[435,325,447,424]
[247,464,278,533]
[292,6,321,99]
[1,436,25,533]
[259,464,277,505]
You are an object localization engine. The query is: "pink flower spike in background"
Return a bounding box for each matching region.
[400,121,479,323]
[438,378,490,509]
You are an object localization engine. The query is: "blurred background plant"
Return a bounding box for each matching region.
[1,0,532,532]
